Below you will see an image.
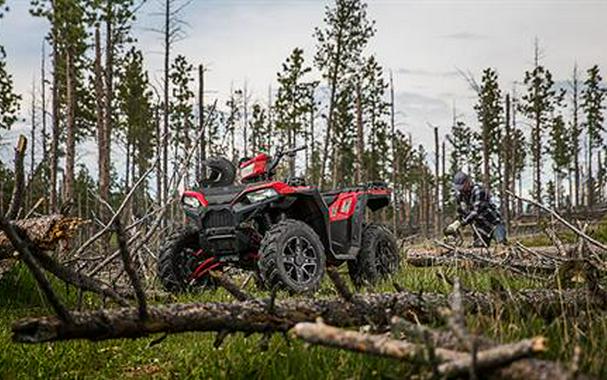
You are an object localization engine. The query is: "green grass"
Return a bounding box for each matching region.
[1,262,606,379]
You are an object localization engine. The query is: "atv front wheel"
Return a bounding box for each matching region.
[157,227,217,293]
[348,224,400,287]
[258,219,326,294]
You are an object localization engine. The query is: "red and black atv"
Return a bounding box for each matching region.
[157,145,401,294]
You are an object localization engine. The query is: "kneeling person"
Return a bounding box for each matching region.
[445,171,507,247]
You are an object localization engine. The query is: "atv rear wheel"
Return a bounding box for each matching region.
[258,219,326,294]
[348,224,400,287]
[157,227,217,293]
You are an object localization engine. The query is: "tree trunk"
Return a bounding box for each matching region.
[198,64,205,164]
[434,127,440,235]
[162,0,170,213]
[318,28,343,188]
[49,18,60,213]
[355,80,363,184]
[572,65,581,207]
[40,39,48,188]
[93,26,106,212]
[29,79,36,210]
[503,94,511,228]
[595,148,603,204]
[308,90,315,181]
[125,132,131,212]
[243,82,248,158]
[390,72,397,234]
[588,133,594,208]
[155,106,162,205]
[441,141,446,216]
[100,5,114,232]
[64,49,76,205]
[534,114,541,215]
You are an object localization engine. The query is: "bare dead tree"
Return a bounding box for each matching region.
[6,135,27,220]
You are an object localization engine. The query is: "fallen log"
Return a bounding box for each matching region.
[292,320,466,362]
[0,214,86,260]
[392,318,591,380]
[436,337,546,378]
[406,250,556,276]
[12,287,604,343]
[292,321,549,379]
[407,245,572,259]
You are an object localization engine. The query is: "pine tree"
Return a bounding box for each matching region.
[274,48,317,176]
[447,119,481,179]
[0,48,21,130]
[331,81,356,186]
[393,131,414,227]
[474,68,503,191]
[169,54,195,187]
[511,126,527,213]
[518,56,564,207]
[360,56,389,182]
[117,47,155,211]
[0,0,20,132]
[314,0,375,186]
[225,88,242,162]
[569,65,582,206]
[581,65,606,207]
[545,180,556,208]
[547,114,571,207]
[249,103,272,154]
[61,0,90,206]
[30,0,99,209]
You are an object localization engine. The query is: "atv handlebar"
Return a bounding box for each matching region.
[266,145,307,178]
[283,145,307,157]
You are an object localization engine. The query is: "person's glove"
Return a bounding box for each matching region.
[444,220,462,235]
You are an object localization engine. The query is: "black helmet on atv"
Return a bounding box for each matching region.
[199,157,237,188]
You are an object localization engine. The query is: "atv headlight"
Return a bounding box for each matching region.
[246,188,278,203]
[182,195,204,209]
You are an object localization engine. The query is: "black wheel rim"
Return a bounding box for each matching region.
[176,244,214,289]
[281,236,320,285]
[376,239,397,275]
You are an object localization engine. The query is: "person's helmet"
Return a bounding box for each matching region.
[199,156,237,188]
[453,171,471,192]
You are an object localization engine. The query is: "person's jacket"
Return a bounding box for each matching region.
[456,184,502,231]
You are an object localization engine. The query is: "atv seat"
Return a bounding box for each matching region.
[202,185,247,205]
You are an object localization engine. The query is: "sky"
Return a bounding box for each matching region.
[1,0,606,181]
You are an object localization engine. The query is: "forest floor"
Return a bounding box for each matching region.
[1,242,606,379]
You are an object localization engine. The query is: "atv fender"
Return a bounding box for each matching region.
[280,190,336,261]
[325,184,392,260]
